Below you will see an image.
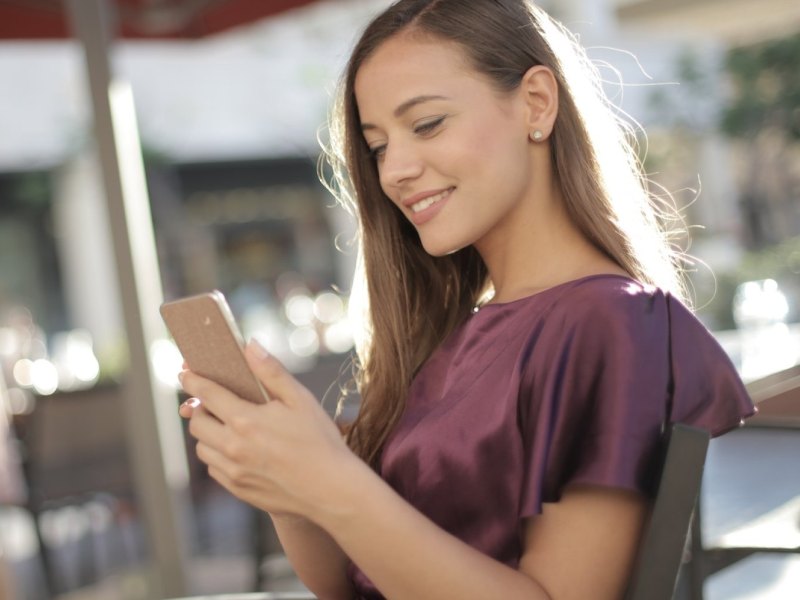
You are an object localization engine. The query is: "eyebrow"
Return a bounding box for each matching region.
[361,94,450,131]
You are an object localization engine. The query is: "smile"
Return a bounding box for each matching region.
[410,188,454,213]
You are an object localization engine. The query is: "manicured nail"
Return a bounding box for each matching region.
[247,339,269,359]
[181,397,200,409]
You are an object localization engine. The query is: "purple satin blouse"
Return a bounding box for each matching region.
[349,274,755,598]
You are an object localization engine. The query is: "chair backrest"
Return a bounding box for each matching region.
[626,422,710,600]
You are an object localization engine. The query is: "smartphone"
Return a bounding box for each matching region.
[160,290,269,404]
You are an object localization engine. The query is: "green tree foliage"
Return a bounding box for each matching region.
[716,33,800,251]
[721,33,800,142]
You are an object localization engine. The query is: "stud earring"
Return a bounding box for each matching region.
[530,129,544,142]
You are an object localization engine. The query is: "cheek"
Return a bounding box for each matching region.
[379,182,405,217]
[376,167,388,195]
[465,120,525,167]
[458,127,528,192]
[371,163,396,203]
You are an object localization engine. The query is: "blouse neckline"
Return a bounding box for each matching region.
[473,273,640,314]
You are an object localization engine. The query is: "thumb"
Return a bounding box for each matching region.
[244,339,305,406]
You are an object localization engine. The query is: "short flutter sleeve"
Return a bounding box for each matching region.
[517,282,754,518]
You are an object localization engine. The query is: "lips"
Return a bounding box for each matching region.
[409,188,451,213]
[402,187,454,225]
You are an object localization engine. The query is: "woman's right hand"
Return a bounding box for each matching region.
[178,392,306,526]
[176,340,360,524]
[177,357,355,599]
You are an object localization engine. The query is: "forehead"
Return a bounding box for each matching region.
[354,34,481,117]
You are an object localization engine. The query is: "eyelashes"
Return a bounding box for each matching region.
[413,115,446,135]
[368,144,387,160]
[367,115,447,161]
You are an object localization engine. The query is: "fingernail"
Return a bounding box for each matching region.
[181,397,200,409]
[247,339,269,360]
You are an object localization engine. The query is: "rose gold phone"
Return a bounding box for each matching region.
[160,290,269,404]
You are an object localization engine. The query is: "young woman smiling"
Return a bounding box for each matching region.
[178,1,755,598]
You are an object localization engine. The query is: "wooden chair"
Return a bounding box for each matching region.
[626,423,711,600]
[13,383,139,596]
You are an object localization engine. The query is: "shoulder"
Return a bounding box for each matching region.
[545,274,670,337]
[512,274,675,382]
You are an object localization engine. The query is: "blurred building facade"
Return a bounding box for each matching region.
[1,0,799,355]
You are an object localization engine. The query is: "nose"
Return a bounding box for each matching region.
[378,139,424,191]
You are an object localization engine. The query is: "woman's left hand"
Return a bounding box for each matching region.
[178,340,355,521]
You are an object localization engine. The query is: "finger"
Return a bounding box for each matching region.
[199,449,282,515]
[195,442,245,494]
[244,339,308,407]
[178,397,200,419]
[195,438,242,476]
[205,462,260,507]
[187,404,231,453]
[195,437,262,494]
[180,369,253,423]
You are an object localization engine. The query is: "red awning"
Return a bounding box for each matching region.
[0,0,321,39]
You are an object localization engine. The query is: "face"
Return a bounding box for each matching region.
[354,34,535,257]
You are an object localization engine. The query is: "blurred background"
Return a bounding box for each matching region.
[0,0,798,599]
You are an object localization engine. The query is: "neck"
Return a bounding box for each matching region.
[475,184,623,305]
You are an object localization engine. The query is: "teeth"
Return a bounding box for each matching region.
[411,189,451,213]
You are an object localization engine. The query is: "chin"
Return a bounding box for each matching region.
[419,236,469,258]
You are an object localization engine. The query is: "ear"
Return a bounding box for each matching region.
[520,65,558,141]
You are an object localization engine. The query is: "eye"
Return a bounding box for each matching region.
[368,144,387,161]
[413,115,446,136]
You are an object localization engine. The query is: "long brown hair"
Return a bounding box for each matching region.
[322,0,686,469]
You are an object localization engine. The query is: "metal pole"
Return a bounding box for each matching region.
[0,370,21,599]
[63,0,191,596]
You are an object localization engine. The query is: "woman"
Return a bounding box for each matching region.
[179,1,755,598]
